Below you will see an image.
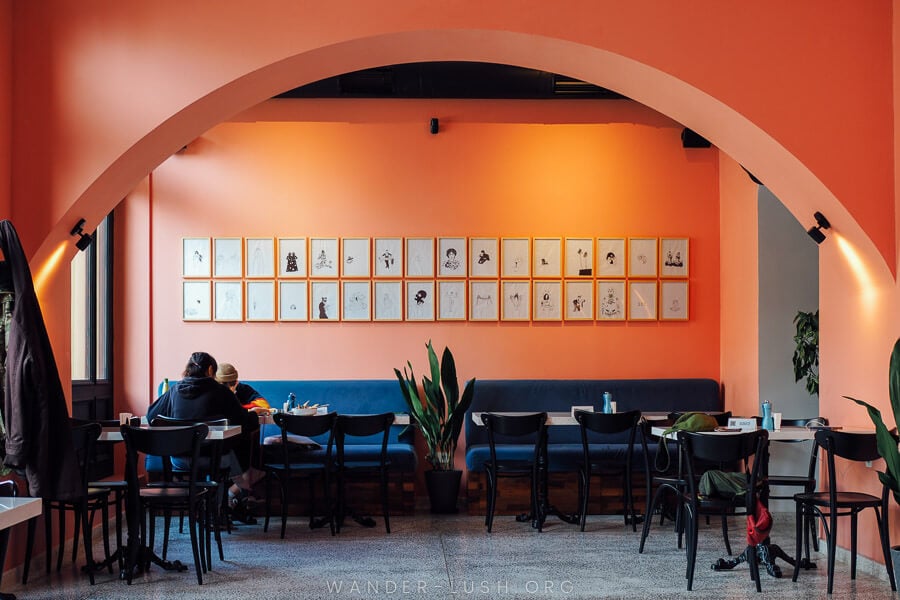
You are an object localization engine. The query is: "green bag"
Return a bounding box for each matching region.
[699,470,748,499]
[655,412,720,472]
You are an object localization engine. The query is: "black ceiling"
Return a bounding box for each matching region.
[276,62,627,100]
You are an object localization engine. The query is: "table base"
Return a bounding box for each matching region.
[711,539,796,578]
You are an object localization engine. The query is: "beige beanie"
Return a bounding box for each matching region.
[216,363,238,383]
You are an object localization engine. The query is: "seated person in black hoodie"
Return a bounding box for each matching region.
[147,351,260,522]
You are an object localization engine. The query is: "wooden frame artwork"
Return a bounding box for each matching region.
[438,236,468,278]
[340,237,371,278]
[501,237,531,278]
[533,280,562,321]
[373,280,403,321]
[660,237,689,277]
[245,280,275,321]
[245,237,275,278]
[213,281,242,322]
[310,280,340,322]
[373,237,403,278]
[532,237,562,278]
[213,237,242,278]
[660,280,689,321]
[596,237,626,278]
[278,281,308,321]
[309,237,339,278]
[405,280,435,320]
[501,280,531,321]
[182,237,211,278]
[277,237,307,278]
[564,280,594,321]
[469,237,499,278]
[469,280,499,321]
[628,280,658,320]
[596,280,626,321]
[182,280,211,321]
[341,280,372,321]
[564,237,594,278]
[405,237,435,278]
[437,280,467,321]
[628,237,658,278]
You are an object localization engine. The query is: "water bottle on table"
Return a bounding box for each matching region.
[602,391,613,414]
[761,399,774,431]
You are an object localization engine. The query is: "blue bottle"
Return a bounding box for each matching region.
[761,399,774,431]
[288,392,297,411]
[602,392,613,414]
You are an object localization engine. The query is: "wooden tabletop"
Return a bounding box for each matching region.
[0,497,41,530]
[99,424,243,443]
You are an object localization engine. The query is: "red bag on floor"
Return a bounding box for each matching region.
[746,498,773,545]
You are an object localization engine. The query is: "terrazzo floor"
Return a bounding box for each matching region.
[1,512,896,599]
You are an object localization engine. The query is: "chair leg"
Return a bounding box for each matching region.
[79,503,95,586]
[71,509,80,564]
[685,502,698,590]
[485,469,497,533]
[323,470,335,536]
[381,468,390,534]
[22,516,36,585]
[55,505,66,572]
[187,505,203,585]
[720,513,732,556]
[281,475,289,539]
[100,502,111,570]
[579,469,589,532]
[850,511,858,579]
[826,511,837,595]
[263,469,273,533]
[792,501,803,582]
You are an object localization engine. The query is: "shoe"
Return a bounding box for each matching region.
[230,497,258,525]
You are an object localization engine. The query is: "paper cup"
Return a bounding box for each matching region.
[774,413,782,431]
[119,412,133,425]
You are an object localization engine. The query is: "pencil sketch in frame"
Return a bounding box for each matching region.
[438,237,467,278]
[564,280,594,321]
[437,280,467,321]
[277,237,307,278]
[628,237,658,278]
[182,237,211,278]
[405,237,435,278]
[373,280,403,321]
[341,280,371,321]
[341,237,371,278]
[596,237,626,278]
[596,280,626,321]
[660,280,689,321]
[246,280,275,321]
[501,237,530,278]
[309,237,339,278]
[564,238,594,278]
[628,280,658,321]
[213,237,242,278]
[533,280,562,321]
[405,280,435,321]
[373,237,403,277]
[213,281,242,322]
[182,280,211,321]
[501,280,531,321]
[469,280,499,321]
[532,237,562,278]
[660,237,689,278]
[310,280,339,322]
[278,281,308,321]
[245,237,275,278]
[469,237,499,278]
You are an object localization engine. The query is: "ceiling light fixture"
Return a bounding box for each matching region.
[70,218,93,252]
[806,211,831,245]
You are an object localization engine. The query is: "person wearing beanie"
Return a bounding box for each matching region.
[215,363,268,410]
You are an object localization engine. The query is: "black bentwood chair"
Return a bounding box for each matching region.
[792,430,896,595]
[264,412,337,538]
[335,413,394,534]
[480,412,548,533]
[573,409,647,531]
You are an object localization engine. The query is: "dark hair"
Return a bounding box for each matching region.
[183,351,217,378]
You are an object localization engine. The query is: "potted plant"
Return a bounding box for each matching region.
[793,310,819,396]
[395,341,475,513]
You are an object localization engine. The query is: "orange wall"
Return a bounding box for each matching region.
[131,99,720,402]
[0,0,9,218]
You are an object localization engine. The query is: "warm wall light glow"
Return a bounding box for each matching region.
[33,241,68,297]
[835,233,879,309]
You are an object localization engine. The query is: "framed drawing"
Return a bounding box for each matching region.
[309,237,339,278]
[213,237,242,278]
[564,238,594,277]
[405,237,435,278]
[373,237,403,277]
[501,237,530,278]
[278,281,308,321]
[246,281,275,321]
[469,280,499,321]
[341,280,371,321]
[469,237,499,278]
[660,280,689,320]
[533,237,562,278]
[596,280,626,321]
[405,280,435,321]
[628,281,658,320]
[182,281,211,321]
[437,280,467,321]
[182,237,211,278]
[310,280,339,321]
[438,237,467,277]
[533,280,562,321]
[373,280,403,321]
[501,280,531,321]
[628,237,658,278]
[660,237,689,277]
[277,237,307,278]
[596,237,626,278]
[213,281,242,321]
[245,237,275,278]
[341,237,371,278]
[564,280,594,321]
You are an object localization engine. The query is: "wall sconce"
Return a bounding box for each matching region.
[70,218,93,252]
[806,211,831,245]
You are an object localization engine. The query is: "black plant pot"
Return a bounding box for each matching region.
[425,469,462,514]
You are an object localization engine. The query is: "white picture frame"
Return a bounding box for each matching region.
[341,280,371,321]
[533,280,562,321]
[373,280,403,321]
[373,237,403,277]
[245,237,275,278]
[596,238,626,278]
[501,237,531,278]
[564,238,594,278]
[310,237,339,278]
[533,237,562,278]
[596,280,626,321]
[469,237,499,278]
[660,237,689,277]
[310,280,339,322]
[469,280,499,321]
[341,237,371,278]
[405,280,435,321]
[213,237,242,278]
[437,280,467,321]
[628,280,658,320]
[278,281,308,321]
[245,280,275,321]
[182,280,211,321]
[501,280,531,321]
[660,280,689,320]
[405,237,435,278]
[213,281,242,321]
[564,280,594,321]
[182,238,211,278]
[277,237,307,278]
[628,237,658,278]
[438,236,467,278]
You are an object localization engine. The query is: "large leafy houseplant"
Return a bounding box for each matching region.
[394,341,475,471]
[845,337,900,505]
[793,310,819,396]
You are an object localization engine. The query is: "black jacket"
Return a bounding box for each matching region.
[148,376,258,432]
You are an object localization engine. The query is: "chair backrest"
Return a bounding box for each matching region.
[335,413,393,466]
[149,415,226,477]
[815,430,885,503]
[151,415,228,428]
[481,412,548,466]
[121,424,209,493]
[274,412,337,465]
[69,421,103,495]
[0,480,18,497]
[780,416,829,428]
[679,429,769,508]
[575,409,645,471]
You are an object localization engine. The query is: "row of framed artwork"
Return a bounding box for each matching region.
[183,236,689,280]
[182,278,689,323]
